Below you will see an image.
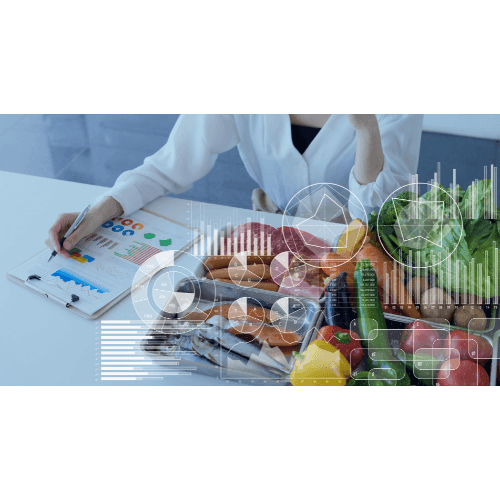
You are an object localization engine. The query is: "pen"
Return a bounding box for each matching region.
[48,204,92,263]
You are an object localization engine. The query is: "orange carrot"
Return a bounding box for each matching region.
[356,244,421,319]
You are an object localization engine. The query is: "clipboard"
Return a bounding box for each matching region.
[6,207,203,320]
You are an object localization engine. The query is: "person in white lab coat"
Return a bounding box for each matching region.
[46,114,423,258]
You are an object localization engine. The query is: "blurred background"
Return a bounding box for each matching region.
[1,114,499,210]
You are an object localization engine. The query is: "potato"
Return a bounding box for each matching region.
[420,287,455,321]
[453,305,487,331]
[406,276,430,304]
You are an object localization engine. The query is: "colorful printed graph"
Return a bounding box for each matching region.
[52,269,109,294]
[113,217,144,230]
[68,248,95,263]
[84,234,119,250]
[114,241,162,266]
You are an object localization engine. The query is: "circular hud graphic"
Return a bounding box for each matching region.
[282,183,368,269]
[131,250,212,333]
[376,183,464,269]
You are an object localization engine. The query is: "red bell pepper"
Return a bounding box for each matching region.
[317,325,363,370]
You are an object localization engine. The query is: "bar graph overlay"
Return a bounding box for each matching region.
[190,205,273,257]
[114,241,162,266]
[96,320,195,381]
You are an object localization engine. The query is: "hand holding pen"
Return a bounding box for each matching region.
[47,205,91,262]
[45,198,124,261]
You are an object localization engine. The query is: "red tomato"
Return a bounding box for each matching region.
[400,320,443,357]
[466,335,493,366]
[317,325,363,370]
[436,359,489,386]
[444,330,492,365]
[444,330,470,360]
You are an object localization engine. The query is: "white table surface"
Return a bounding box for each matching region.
[0,171,288,386]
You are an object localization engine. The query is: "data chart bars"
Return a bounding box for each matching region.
[97,320,195,381]
[191,208,273,256]
[114,241,163,266]
[84,233,119,250]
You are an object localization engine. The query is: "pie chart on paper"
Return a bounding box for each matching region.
[270,251,306,288]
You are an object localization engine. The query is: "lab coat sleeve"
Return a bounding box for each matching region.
[94,114,240,216]
[347,114,424,220]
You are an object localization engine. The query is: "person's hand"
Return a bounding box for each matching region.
[347,114,379,131]
[45,197,123,259]
[348,115,384,185]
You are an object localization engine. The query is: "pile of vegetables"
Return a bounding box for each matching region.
[289,180,500,386]
[369,179,500,301]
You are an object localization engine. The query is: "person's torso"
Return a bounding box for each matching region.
[233,114,358,213]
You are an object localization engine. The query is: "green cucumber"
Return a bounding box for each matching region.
[352,259,410,386]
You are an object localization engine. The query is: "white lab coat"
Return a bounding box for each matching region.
[95,114,424,220]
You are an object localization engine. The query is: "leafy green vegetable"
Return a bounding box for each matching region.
[371,180,500,298]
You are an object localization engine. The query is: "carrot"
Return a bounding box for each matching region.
[356,244,421,319]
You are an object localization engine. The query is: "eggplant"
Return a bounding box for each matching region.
[324,271,355,329]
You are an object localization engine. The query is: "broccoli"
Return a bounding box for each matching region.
[369,191,419,257]
[369,191,418,230]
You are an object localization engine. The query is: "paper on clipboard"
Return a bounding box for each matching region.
[7,208,202,317]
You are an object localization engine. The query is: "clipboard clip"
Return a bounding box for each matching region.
[26,274,80,308]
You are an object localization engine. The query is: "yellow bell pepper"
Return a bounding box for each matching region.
[290,339,351,386]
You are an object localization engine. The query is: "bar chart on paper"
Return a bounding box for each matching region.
[83,233,120,250]
[114,241,163,266]
[8,208,201,317]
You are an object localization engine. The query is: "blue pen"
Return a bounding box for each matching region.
[48,204,91,263]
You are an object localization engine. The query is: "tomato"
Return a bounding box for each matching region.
[437,359,489,386]
[317,325,363,370]
[400,320,443,357]
[466,335,493,366]
[444,330,492,365]
[444,330,469,360]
